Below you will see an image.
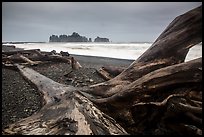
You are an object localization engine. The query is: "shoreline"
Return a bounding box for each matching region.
[2,45,134,69]
[71,54,134,69]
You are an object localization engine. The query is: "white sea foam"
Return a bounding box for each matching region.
[5,42,202,62]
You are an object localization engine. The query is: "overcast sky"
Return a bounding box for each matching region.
[2,2,202,42]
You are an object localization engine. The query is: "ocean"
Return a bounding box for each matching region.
[4,42,202,62]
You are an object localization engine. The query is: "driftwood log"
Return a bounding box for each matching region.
[97,66,125,80]
[2,49,82,70]
[71,57,82,70]
[2,6,202,135]
[2,50,71,64]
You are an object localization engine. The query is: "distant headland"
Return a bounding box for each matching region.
[49,32,110,43]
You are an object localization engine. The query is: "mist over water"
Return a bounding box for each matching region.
[4,42,202,62]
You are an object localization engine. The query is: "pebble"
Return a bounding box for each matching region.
[81,83,88,86]
[25,109,29,112]
[78,80,83,83]
[66,78,73,81]
[89,79,94,82]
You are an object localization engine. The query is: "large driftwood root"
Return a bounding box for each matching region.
[82,6,202,98]
[88,58,202,135]
[80,6,202,135]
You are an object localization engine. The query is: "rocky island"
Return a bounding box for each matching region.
[49,32,109,43]
[49,32,89,42]
[94,36,109,42]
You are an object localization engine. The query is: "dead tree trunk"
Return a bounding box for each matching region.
[2,6,202,135]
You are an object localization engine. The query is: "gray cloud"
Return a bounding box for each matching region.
[2,2,201,42]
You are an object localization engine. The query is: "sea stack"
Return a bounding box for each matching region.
[94,36,109,42]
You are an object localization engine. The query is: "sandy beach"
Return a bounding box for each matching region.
[2,45,134,129]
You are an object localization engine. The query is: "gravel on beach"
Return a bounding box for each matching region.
[2,68,43,129]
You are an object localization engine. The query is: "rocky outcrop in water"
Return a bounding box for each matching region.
[49,33,110,43]
[49,32,89,42]
[94,36,109,42]
[88,38,92,42]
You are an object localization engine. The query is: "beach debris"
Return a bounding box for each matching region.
[89,79,94,82]
[101,66,124,76]
[18,54,38,66]
[2,49,41,56]
[71,57,82,70]
[2,49,72,66]
[64,70,73,77]
[60,51,70,56]
[51,50,57,55]
[96,66,125,80]
[81,83,88,86]
[96,67,112,80]
[66,78,74,82]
